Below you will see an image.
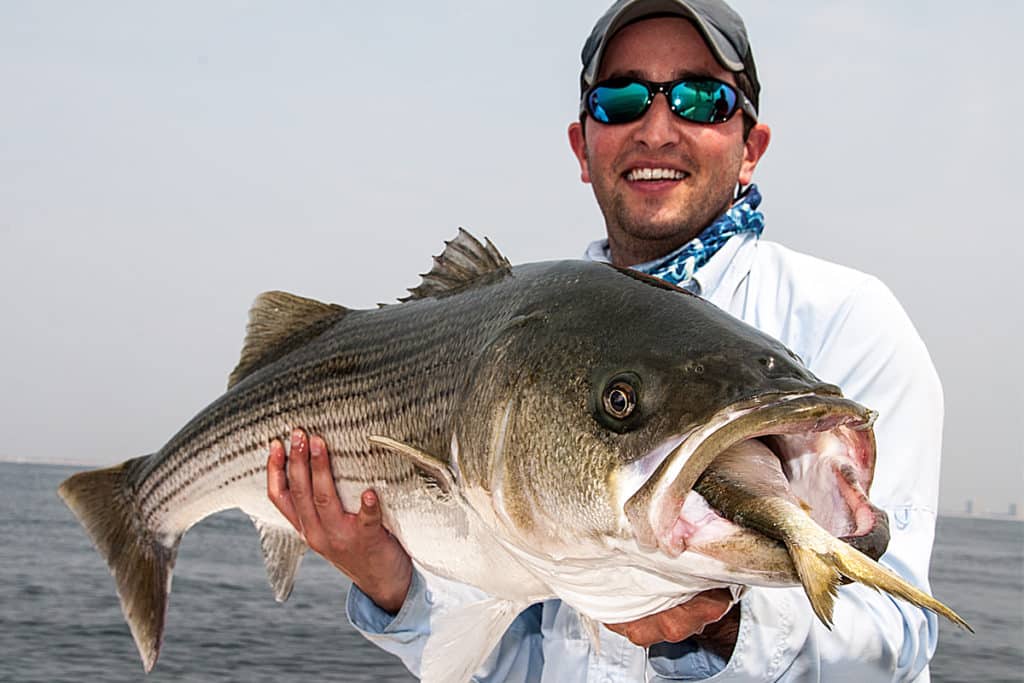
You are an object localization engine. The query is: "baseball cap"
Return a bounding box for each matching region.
[580,0,760,116]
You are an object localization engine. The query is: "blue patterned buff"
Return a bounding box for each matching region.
[632,184,764,286]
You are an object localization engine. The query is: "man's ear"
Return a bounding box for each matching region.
[739,123,771,186]
[568,121,591,184]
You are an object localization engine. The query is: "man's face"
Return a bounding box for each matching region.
[569,17,770,266]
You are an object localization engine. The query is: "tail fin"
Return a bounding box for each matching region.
[789,544,842,627]
[58,458,181,671]
[827,539,973,632]
[788,534,973,633]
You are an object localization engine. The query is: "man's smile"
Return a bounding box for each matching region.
[623,167,689,181]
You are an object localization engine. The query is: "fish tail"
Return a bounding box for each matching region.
[789,543,842,628]
[788,532,973,633]
[827,539,973,632]
[58,457,181,671]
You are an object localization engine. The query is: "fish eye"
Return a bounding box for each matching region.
[603,380,637,419]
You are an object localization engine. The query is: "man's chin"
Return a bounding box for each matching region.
[616,217,702,246]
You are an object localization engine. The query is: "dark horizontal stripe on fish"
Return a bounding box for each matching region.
[210,460,408,492]
[135,348,471,509]
[144,345,463,484]
[133,314,481,491]
[141,384,458,522]
[138,372,458,511]
[144,445,424,527]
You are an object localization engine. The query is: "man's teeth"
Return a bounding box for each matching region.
[626,168,686,181]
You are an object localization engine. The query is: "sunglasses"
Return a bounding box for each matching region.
[583,76,756,125]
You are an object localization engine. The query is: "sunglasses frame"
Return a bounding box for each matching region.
[582,76,758,125]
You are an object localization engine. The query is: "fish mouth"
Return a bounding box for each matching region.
[623,393,887,560]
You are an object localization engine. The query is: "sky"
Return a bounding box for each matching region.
[1,1,1020,515]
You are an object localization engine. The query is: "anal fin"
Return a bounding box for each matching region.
[251,516,307,602]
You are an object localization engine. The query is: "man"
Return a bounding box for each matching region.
[267,0,944,679]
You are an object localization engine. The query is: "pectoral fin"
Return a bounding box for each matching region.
[421,597,527,683]
[368,435,456,495]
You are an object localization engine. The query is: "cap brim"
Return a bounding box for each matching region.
[582,0,745,87]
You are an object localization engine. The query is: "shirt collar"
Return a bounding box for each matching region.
[581,231,758,300]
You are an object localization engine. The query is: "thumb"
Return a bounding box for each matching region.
[357,489,383,528]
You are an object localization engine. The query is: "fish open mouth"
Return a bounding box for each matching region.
[624,393,888,562]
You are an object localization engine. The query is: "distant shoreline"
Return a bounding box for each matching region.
[937,512,1024,523]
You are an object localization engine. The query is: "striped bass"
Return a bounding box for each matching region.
[59,231,968,682]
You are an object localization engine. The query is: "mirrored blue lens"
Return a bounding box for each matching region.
[670,80,738,123]
[588,82,651,124]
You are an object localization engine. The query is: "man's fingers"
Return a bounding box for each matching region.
[605,618,662,648]
[267,439,300,531]
[309,435,347,528]
[689,588,734,624]
[604,588,736,647]
[285,428,325,547]
[357,490,384,529]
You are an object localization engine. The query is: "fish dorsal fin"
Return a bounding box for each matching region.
[368,435,456,495]
[401,228,512,301]
[250,516,307,602]
[228,291,348,388]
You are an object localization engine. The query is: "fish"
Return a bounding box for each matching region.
[693,438,970,630]
[58,230,970,682]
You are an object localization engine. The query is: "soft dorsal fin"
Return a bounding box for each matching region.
[401,228,512,301]
[228,291,348,388]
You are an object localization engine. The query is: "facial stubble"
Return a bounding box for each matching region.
[589,144,744,266]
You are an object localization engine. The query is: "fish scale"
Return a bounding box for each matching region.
[59,231,969,683]
[140,303,507,531]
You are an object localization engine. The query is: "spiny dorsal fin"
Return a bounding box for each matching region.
[228,291,348,389]
[401,228,512,302]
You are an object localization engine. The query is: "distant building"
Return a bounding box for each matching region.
[965,499,973,515]
[1010,503,1018,518]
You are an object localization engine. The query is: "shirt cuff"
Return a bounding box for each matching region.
[346,568,432,638]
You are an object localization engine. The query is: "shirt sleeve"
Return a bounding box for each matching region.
[649,276,944,682]
[346,567,546,681]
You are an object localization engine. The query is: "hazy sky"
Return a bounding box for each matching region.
[1,1,1020,514]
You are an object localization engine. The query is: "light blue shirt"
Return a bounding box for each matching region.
[347,234,943,682]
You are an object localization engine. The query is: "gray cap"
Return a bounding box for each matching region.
[580,0,760,116]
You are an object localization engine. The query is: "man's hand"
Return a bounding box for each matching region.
[604,588,740,660]
[267,428,414,614]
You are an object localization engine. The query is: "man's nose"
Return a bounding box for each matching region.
[631,93,682,148]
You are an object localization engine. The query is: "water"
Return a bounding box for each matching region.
[2,462,1021,682]
[930,516,1024,682]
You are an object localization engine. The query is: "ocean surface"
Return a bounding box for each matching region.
[2,462,1021,682]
